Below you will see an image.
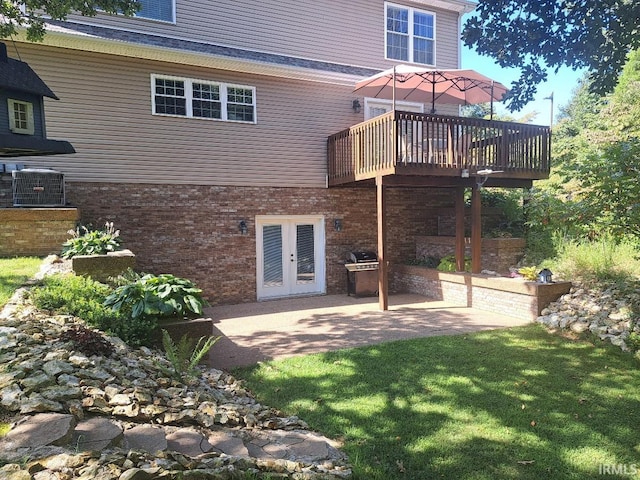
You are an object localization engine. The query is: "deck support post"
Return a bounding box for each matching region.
[376,175,389,311]
[455,186,466,271]
[471,184,482,273]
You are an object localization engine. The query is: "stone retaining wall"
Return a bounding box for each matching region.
[71,249,136,282]
[0,208,79,257]
[392,264,572,321]
[416,236,526,274]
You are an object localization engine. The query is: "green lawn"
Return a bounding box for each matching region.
[235,325,640,480]
[0,257,42,307]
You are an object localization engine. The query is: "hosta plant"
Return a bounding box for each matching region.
[104,273,206,320]
[61,222,122,258]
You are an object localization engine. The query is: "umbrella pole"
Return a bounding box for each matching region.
[490,81,494,120]
[393,65,396,111]
[431,79,435,114]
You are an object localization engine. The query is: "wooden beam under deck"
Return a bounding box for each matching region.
[359,175,533,189]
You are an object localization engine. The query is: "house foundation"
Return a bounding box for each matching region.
[65,182,457,304]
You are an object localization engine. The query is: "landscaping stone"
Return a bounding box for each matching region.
[536,282,640,354]
[0,259,350,479]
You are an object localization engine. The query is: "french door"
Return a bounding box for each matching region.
[256,216,326,300]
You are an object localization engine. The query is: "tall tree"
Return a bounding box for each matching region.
[551,50,640,239]
[0,0,139,42]
[462,0,640,111]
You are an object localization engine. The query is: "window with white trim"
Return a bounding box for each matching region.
[8,99,34,135]
[151,75,256,123]
[136,0,175,22]
[385,2,435,65]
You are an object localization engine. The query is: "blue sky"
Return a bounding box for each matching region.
[458,10,585,126]
[461,45,585,126]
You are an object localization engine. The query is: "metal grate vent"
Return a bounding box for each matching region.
[12,169,65,207]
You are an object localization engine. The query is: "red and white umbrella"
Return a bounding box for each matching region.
[353,64,509,117]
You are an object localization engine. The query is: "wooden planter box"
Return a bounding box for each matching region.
[392,264,571,321]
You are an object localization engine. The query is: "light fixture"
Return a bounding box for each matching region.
[334,219,343,232]
[239,220,248,235]
[352,99,361,113]
[475,168,504,189]
[538,268,553,283]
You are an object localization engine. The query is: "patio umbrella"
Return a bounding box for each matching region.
[353,64,509,117]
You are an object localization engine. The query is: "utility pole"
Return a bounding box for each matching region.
[544,92,554,127]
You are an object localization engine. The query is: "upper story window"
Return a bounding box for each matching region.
[151,75,256,123]
[136,0,175,22]
[385,2,435,65]
[8,99,34,135]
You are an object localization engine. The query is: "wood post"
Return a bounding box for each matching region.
[455,186,466,271]
[471,184,482,273]
[376,175,389,310]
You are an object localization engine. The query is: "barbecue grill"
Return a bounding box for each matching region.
[345,251,379,296]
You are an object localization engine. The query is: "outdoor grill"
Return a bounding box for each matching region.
[345,251,379,297]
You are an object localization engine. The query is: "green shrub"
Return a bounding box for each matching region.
[437,255,471,272]
[407,256,440,268]
[61,222,122,259]
[31,274,154,347]
[104,273,206,320]
[479,189,525,238]
[31,274,114,324]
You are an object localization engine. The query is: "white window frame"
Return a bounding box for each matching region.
[384,2,436,66]
[8,99,34,135]
[364,98,424,120]
[135,0,176,23]
[151,74,257,124]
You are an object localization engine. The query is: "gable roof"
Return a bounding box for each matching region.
[0,42,59,99]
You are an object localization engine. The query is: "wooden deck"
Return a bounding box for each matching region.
[326,111,552,311]
[327,111,551,188]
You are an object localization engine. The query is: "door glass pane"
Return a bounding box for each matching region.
[263,225,283,287]
[296,224,315,284]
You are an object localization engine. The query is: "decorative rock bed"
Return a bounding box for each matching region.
[536,282,640,355]
[0,260,350,479]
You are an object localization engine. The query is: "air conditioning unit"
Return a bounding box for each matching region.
[12,169,65,207]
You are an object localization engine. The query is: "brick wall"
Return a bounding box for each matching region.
[66,182,456,305]
[0,208,79,257]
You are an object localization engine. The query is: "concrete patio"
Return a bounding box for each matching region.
[206,293,531,370]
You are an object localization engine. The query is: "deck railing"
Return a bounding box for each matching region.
[328,110,551,183]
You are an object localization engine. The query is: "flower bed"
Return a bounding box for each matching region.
[392,264,571,321]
